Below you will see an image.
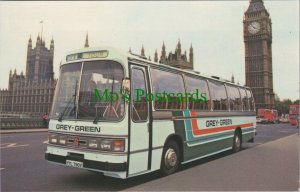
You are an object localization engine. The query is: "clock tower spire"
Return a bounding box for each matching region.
[243,0,274,109]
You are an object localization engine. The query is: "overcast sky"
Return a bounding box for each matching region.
[0,1,299,100]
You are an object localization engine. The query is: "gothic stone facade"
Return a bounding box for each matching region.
[0,35,56,116]
[139,40,194,70]
[243,0,275,109]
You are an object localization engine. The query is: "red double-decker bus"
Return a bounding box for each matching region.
[289,104,299,126]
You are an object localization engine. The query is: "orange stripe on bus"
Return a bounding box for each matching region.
[189,111,253,135]
[192,123,254,135]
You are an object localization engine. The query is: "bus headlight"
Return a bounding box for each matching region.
[99,139,125,152]
[59,135,66,145]
[100,139,112,151]
[49,134,58,144]
[49,134,66,145]
[88,139,98,149]
[48,134,125,152]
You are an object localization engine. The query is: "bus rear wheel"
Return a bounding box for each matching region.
[161,140,180,176]
[232,131,242,152]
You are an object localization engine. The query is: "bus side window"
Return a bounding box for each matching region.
[208,81,228,111]
[226,85,242,111]
[246,89,255,111]
[185,76,211,111]
[131,68,148,121]
[239,88,249,111]
[150,68,185,110]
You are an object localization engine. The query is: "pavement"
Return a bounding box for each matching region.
[125,133,299,191]
[0,128,47,134]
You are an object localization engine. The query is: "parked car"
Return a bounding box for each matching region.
[279,114,289,123]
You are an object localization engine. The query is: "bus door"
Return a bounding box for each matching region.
[128,65,152,176]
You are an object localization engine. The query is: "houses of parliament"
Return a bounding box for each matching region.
[0,0,275,116]
[0,35,56,116]
[136,40,194,70]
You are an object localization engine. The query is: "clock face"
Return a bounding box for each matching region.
[248,21,261,34]
[252,2,264,11]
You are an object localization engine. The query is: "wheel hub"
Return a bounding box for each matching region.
[164,148,177,169]
[235,135,241,148]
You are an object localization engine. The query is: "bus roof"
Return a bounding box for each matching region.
[61,46,251,90]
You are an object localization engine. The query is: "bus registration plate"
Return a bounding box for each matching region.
[66,160,83,168]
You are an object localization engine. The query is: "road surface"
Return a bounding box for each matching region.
[0,123,298,191]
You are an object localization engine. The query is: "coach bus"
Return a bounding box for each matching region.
[45,46,256,179]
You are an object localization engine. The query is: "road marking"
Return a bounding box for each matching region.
[0,168,5,171]
[43,140,48,144]
[0,143,29,149]
[8,143,17,147]
[0,143,14,146]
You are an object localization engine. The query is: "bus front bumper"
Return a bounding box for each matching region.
[45,153,127,172]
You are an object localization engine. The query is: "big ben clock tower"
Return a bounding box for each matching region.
[243,0,275,109]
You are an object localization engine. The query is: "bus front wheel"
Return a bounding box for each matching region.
[161,140,180,175]
[232,131,242,152]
